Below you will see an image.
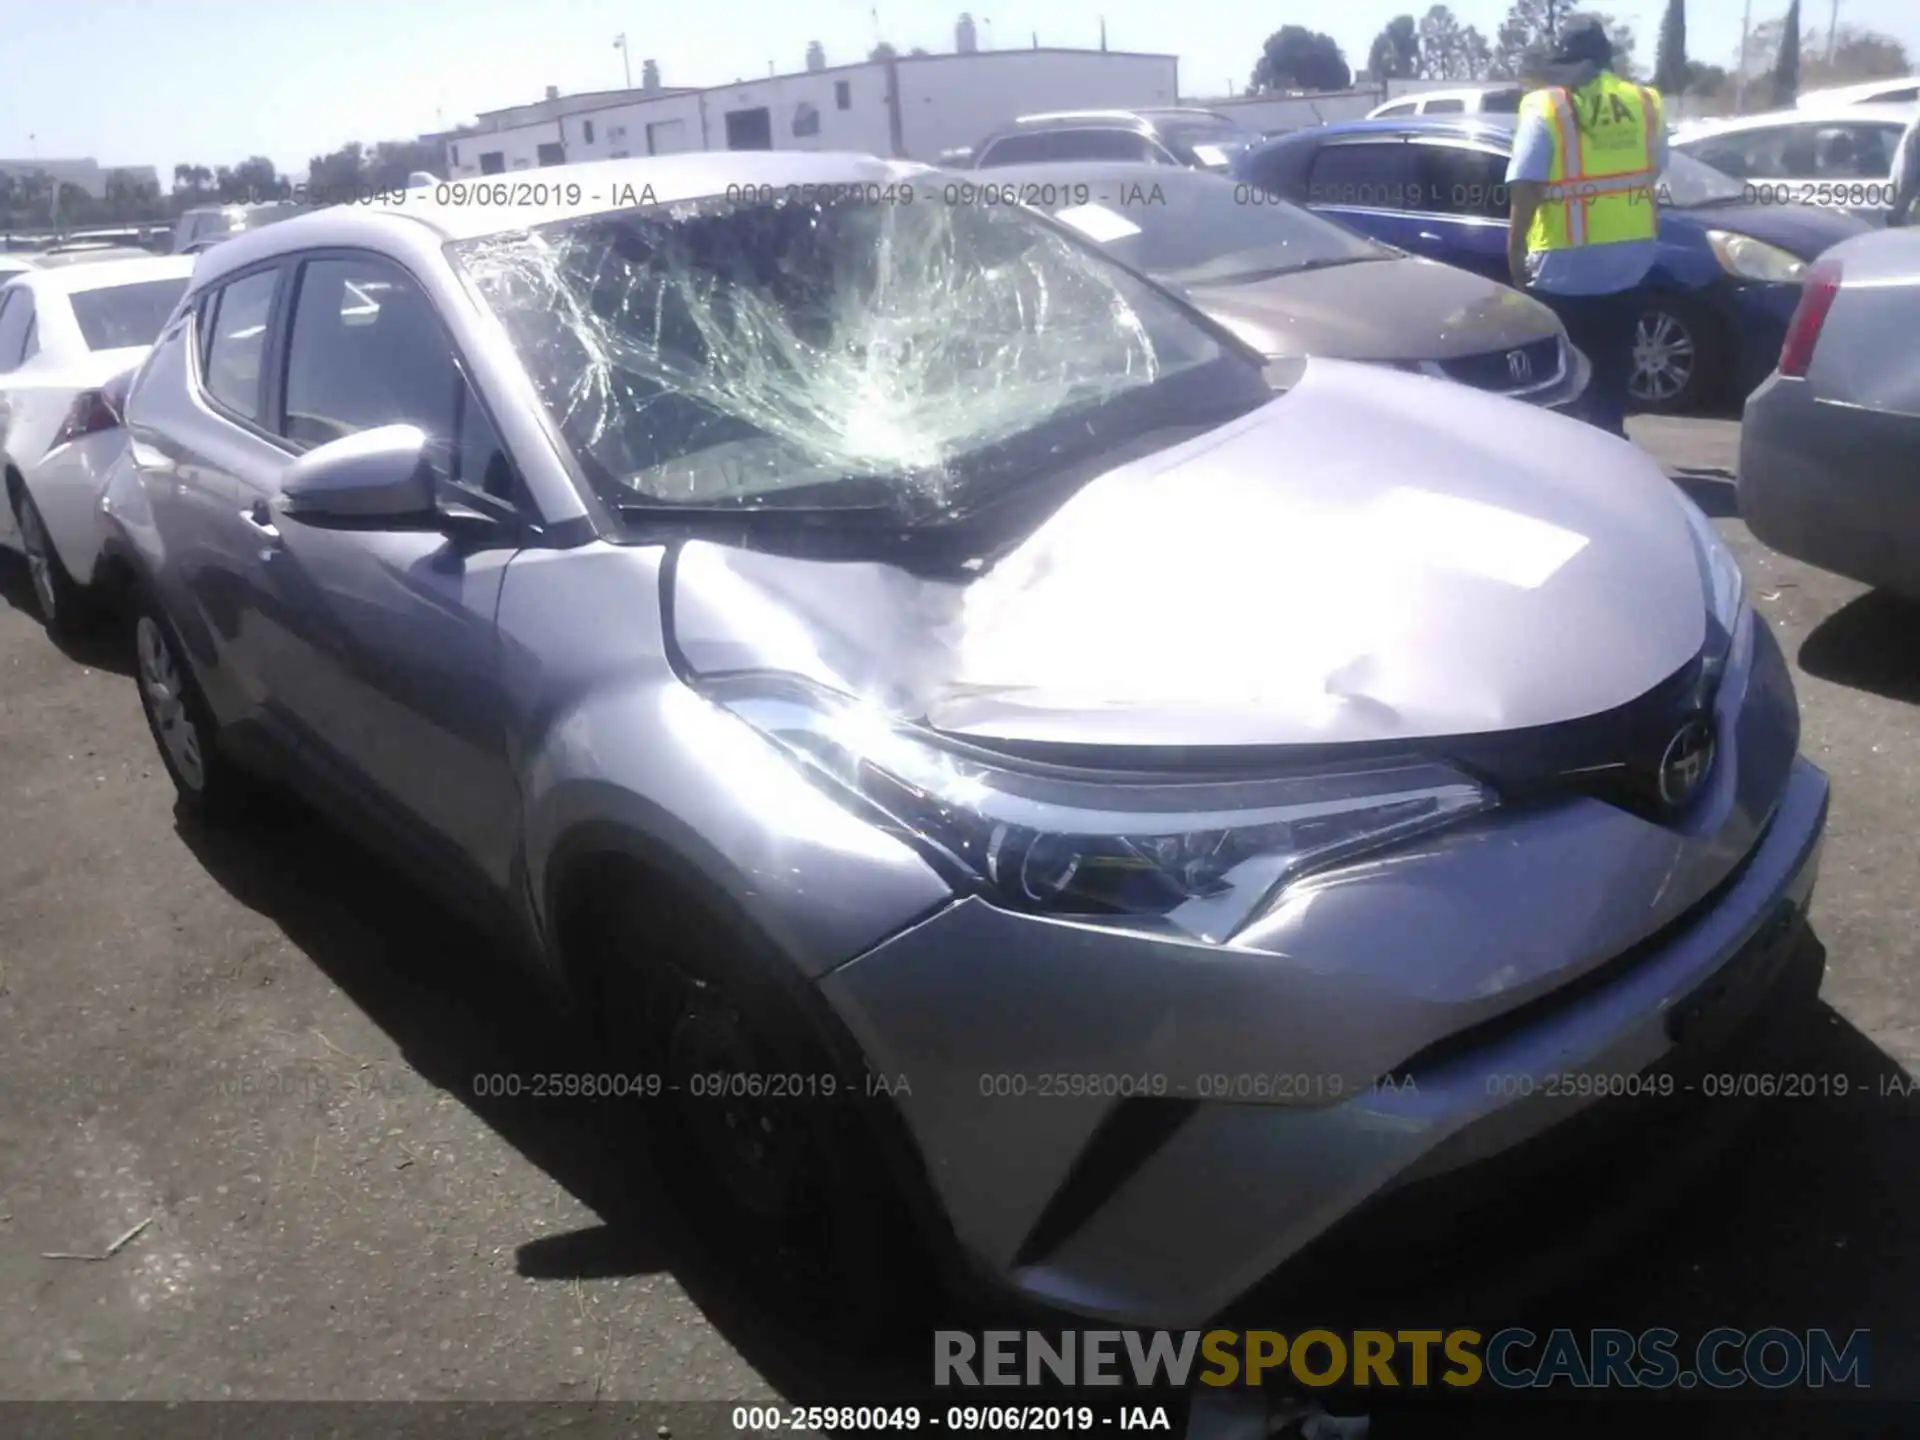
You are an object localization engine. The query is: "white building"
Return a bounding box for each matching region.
[0,157,161,199]
[440,45,1180,178]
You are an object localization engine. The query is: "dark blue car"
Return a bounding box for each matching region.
[1234,116,1870,412]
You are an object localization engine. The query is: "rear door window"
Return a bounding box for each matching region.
[69,277,191,351]
[1047,128,1159,162]
[1307,141,1420,210]
[1414,144,1512,218]
[975,132,1058,166]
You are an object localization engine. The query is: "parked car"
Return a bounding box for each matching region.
[171,200,307,254]
[32,243,163,268]
[972,161,1590,412]
[1367,85,1525,119]
[972,107,1260,172]
[1672,102,1914,220]
[1236,116,1870,412]
[105,150,1827,1332]
[1738,227,1920,594]
[0,255,194,633]
[1794,77,1920,110]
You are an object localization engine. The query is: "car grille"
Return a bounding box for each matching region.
[1438,335,1563,393]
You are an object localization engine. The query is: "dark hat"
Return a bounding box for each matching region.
[1550,16,1614,68]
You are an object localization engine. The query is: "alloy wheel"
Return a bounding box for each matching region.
[1630,309,1696,405]
[136,616,206,792]
[17,499,57,622]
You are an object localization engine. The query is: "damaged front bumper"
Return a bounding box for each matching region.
[820,756,1826,1326]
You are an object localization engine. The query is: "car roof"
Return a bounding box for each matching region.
[33,245,164,268]
[1677,101,1917,135]
[1288,114,1516,144]
[969,160,1236,191]
[1013,107,1227,126]
[190,152,935,278]
[1796,77,1920,107]
[9,254,196,295]
[1378,85,1521,105]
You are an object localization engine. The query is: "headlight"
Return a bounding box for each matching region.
[1706,229,1807,284]
[701,674,1497,942]
[1678,491,1744,632]
[1677,491,1752,682]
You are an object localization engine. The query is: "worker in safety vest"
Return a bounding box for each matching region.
[1505,18,1667,438]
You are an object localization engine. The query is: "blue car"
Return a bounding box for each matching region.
[1235,116,1870,412]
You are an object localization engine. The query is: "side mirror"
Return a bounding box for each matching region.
[280,424,438,526]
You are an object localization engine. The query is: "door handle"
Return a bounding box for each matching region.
[241,501,281,544]
[1416,230,1444,243]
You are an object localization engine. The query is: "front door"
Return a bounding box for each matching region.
[233,251,527,895]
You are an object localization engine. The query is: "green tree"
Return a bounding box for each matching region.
[1653,0,1687,92]
[1772,0,1801,106]
[1367,15,1422,79]
[1416,5,1493,78]
[1489,0,1635,79]
[1250,25,1352,91]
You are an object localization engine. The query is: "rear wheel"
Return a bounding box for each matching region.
[577,884,933,1341]
[133,594,250,818]
[1630,297,1727,414]
[12,487,90,638]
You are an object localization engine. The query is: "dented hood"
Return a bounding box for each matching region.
[669,357,1708,749]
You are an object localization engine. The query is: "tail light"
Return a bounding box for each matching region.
[48,370,134,450]
[1778,257,1842,379]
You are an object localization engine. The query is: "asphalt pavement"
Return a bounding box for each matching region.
[0,414,1915,1435]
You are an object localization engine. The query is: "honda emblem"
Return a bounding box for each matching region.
[1506,348,1533,384]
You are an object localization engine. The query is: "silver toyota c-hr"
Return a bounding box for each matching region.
[102,152,1829,1331]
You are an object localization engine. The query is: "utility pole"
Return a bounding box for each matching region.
[1733,0,1752,110]
[614,33,632,89]
[1826,0,1838,61]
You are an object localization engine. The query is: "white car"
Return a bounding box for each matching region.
[1795,77,1920,110]
[0,255,194,633]
[1366,85,1524,119]
[1673,102,1914,216]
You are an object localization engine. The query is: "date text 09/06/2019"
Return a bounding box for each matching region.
[730,1406,1172,1432]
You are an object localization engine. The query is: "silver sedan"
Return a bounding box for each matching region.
[1739,226,1920,594]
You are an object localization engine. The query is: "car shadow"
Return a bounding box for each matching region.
[0,551,138,676]
[171,795,958,1405]
[178,797,1919,1427]
[1799,589,1920,705]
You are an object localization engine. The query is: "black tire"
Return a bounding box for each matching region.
[131,590,250,819]
[1629,295,1728,415]
[578,883,935,1343]
[11,486,92,638]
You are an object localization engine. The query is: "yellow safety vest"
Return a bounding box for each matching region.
[1520,72,1664,252]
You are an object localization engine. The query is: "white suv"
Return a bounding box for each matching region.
[1366,86,1525,119]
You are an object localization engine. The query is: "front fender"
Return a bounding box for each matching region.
[499,538,955,981]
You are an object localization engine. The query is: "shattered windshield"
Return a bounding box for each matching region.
[453,184,1252,517]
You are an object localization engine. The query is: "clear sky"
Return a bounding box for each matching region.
[4,0,1915,182]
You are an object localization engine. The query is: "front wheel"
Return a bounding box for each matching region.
[582,890,935,1341]
[1630,297,1727,414]
[132,595,250,818]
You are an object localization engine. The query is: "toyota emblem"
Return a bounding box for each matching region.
[1506,348,1533,383]
[1658,718,1717,809]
